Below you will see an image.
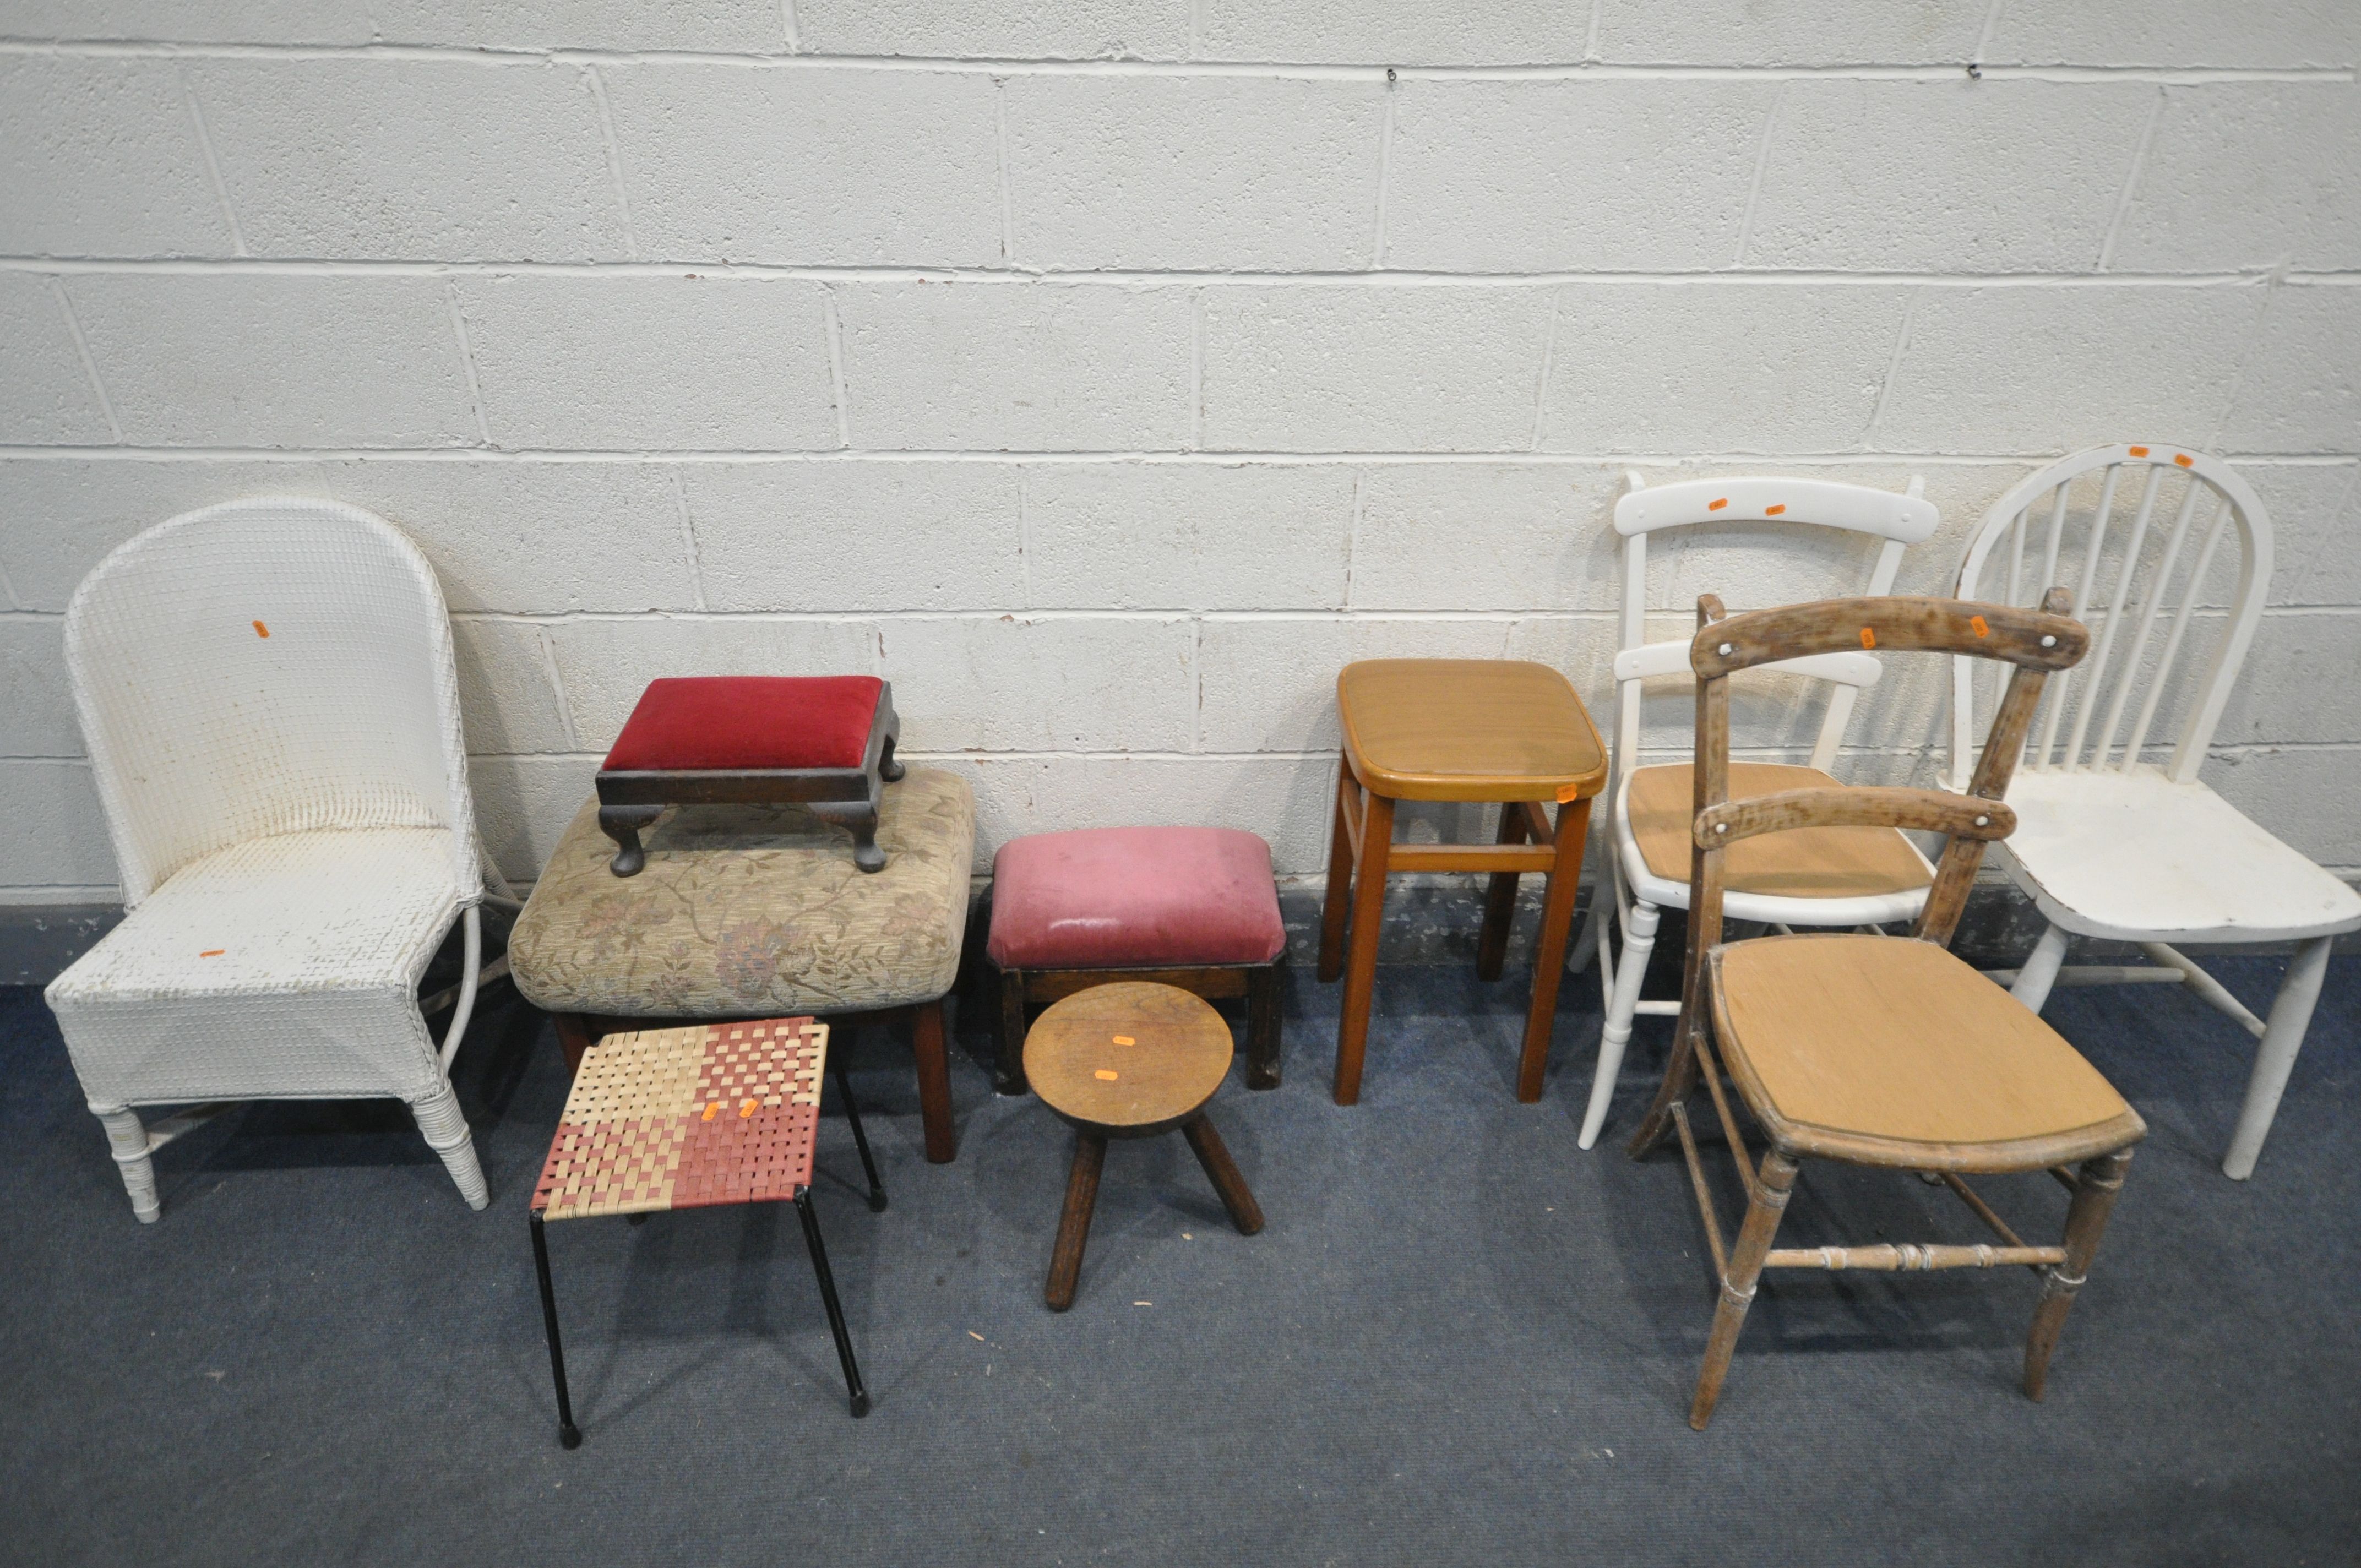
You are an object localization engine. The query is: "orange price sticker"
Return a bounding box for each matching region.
[1707,497,1728,511]
[1555,782,1584,803]
[1764,503,1786,516]
[252,620,270,638]
[199,948,225,957]
[740,1098,758,1118]
[1094,1069,1120,1081]
[1859,627,1878,649]
[702,1101,720,1121]
[2127,445,2149,458]
[2174,453,2194,467]
[1112,1035,1135,1046]
[1970,614,1990,638]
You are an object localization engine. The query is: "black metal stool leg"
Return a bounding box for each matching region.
[529,1215,583,1449]
[795,1189,871,1418]
[830,1058,888,1212]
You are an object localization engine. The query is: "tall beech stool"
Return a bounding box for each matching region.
[510,768,976,1163]
[527,1016,879,1444]
[1025,983,1265,1312]
[1320,660,1607,1105]
[987,827,1287,1097]
[597,676,901,876]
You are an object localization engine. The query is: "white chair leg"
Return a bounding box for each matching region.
[410,1081,489,1210]
[1578,900,1661,1150]
[2011,923,2070,1012]
[2222,935,2333,1182]
[91,1104,161,1224]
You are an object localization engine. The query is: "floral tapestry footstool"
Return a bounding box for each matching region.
[509,766,976,1163]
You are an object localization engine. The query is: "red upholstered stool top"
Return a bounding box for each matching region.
[603,676,884,772]
[988,827,1286,970]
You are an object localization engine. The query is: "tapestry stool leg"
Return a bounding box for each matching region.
[995,967,1031,1096]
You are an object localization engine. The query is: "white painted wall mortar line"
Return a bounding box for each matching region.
[778,0,799,53]
[2211,265,2285,449]
[583,64,640,261]
[667,467,709,610]
[1370,70,1397,269]
[1973,0,2008,70]
[994,80,1016,265]
[442,282,493,446]
[2098,88,2167,271]
[1733,82,1787,266]
[1529,290,1562,451]
[47,279,122,444]
[822,288,852,449]
[7,446,2356,467]
[2,258,2319,286]
[1345,470,1366,609]
[1187,0,1204,62]
[1863,293,1920,448]
[1584,0,1606,64]
[1188,290,1204,452]
[175,67,247,257]
[534,627,580,750]
[1016,466,1033,605]
[0,42,2346,83]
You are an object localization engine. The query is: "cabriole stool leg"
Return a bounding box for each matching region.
[795,1189,871,1417]
[529,1215,581,1449]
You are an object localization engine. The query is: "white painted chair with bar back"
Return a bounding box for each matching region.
[1570,471,1943,1148]
[1949,443,2361,1179]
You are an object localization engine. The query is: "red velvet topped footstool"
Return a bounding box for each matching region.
[596,676,902,876]
[987,826,1287,1095]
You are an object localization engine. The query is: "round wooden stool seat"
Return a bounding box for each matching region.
[1024,983,1265,1311]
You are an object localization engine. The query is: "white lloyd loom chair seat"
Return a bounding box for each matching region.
[1952,443,2361,1179]
[43,498,505,1222]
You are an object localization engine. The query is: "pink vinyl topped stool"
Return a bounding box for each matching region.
[987,827,1286,1096]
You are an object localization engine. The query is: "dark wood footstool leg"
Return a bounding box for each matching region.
[878,730,904,782]
[529,1215,582,1449]
[1046,1131,1107,1311]
[1317,767,1356,983]
[794,1189,871,1417]
[1245,963,1283,1090]
[995,967,1030,1096]
[1182,1114,1265,1236]
[553,1012,595,1075]
[596,804,662,878]
[912,997,956,1164]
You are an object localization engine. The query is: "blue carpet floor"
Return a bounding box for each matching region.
[1,952,2355,1566]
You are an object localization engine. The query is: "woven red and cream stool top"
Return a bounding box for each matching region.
[526,1017,877,1443]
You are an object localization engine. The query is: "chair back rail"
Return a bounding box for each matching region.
[1683,590,2083,981]
[1948,444,2271,790]
[1610,471,1939,789]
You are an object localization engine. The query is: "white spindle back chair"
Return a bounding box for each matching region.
[1949,443,2360,1179]
[1570,472,1942,1149]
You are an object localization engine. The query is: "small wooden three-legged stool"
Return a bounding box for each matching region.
[1025,983,1265,1311]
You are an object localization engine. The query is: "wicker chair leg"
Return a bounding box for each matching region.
[1689,1147,1798,1430]
[91,1104,160,1224]
[410,1082,489,1210]
[2024,1148,2132,1400]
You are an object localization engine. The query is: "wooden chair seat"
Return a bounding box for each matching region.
[1710,934,2140,1168]
[1627,763,1933,898]
[1337,659,1606,802]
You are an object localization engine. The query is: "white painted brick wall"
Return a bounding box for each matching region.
[1,3,2357,902]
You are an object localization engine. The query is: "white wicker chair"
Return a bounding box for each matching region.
[44,498,511,1222]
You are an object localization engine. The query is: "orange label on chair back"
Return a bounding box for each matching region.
[1707,497,1728,511]
[1764,503,1786,515]
[1970,614,1989,637]
[1859,628,1877,649]
[2174,453,2194,467]
[2127,445,2149,457]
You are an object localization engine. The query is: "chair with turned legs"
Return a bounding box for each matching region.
[1629,591,2146,1430]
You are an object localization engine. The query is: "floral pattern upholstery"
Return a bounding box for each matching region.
[510,768,974,1017]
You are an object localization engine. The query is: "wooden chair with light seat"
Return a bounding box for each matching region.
[1318,660,1606,1106]
[1628,591,2147,1431]
[1569,471,1943,1151]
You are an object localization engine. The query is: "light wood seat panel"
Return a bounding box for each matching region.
[1337,659,1606,803]
[1712,933,2135,1156]
[1626,762,1934,899]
